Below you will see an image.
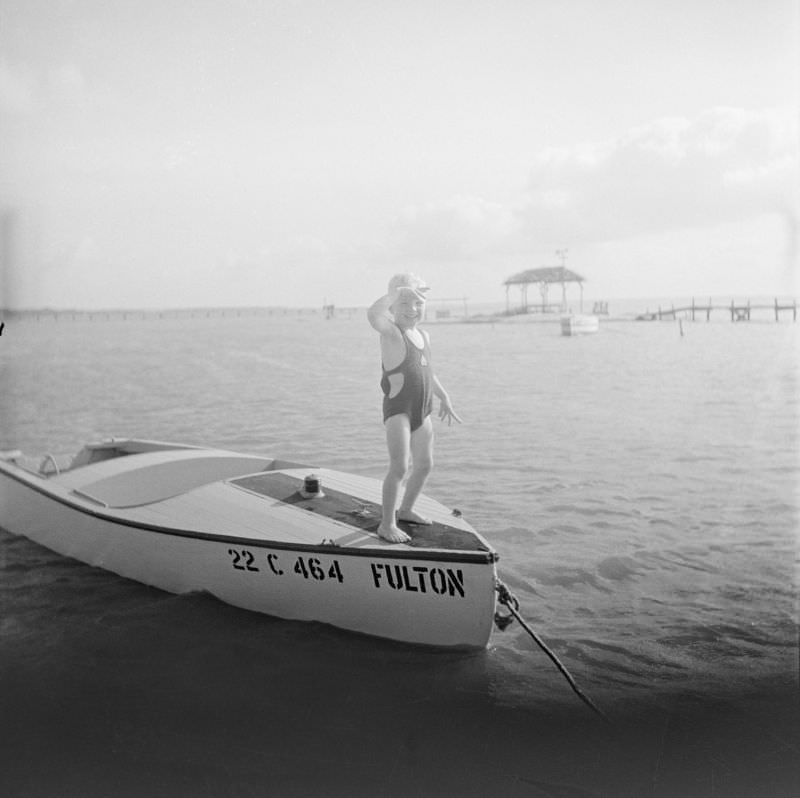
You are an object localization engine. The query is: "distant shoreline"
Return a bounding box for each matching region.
[2,300,796,325]
[0,306,361,320]
[3,293,795,319]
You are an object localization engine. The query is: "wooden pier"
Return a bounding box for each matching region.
[636,298,797,322]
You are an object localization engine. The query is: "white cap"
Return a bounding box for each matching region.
[388,272,430,294]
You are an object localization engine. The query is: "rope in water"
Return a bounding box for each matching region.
[494,579,610,724]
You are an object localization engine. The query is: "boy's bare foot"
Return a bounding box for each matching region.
[397,509,433,525]
[377,522,411,543]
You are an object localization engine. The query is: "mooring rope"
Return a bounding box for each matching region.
[495,579,610,724]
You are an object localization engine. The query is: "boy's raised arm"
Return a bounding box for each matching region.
[367,291,396,333]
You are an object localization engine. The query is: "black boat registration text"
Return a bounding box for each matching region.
[227,548,344,583]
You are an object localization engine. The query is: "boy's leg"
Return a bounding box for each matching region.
[378,414,412,542]
[398,416,434,524]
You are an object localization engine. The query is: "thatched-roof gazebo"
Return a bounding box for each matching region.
[503,266,586,314]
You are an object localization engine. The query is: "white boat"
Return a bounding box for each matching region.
[560,313,600,336]
[0,438,500,648]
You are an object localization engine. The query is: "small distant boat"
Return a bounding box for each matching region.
[560,313,600,336]
[0,438,500,648]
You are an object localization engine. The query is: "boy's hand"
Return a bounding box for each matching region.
[438,397,463,426]
[394,285,427,302]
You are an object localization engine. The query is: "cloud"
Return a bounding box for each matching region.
[215,235,333,279]
[386,195,519,261]
[46,64,88,107]
[383,107,798,261]
[520,106,797,243]
[0,61,89,116]
[0,62,35,114]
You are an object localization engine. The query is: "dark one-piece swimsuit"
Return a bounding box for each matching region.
[381,327,433,432]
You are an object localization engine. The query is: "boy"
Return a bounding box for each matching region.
[367,273,462,543]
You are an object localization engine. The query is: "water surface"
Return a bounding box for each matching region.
[1,311,797,796]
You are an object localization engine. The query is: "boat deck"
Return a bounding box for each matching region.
[5,445,492,556]
[232,471,487,552]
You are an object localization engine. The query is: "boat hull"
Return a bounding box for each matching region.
[0,463,497,648]
[560,314,600,335]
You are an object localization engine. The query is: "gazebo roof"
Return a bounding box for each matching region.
[504,267,585,286]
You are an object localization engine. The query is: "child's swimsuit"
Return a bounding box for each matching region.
[381,328,433,432]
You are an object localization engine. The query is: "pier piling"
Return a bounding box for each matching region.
[636,297,796,323]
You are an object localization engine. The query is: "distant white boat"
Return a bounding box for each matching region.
[560,314,600,336]
[0,438,500,648]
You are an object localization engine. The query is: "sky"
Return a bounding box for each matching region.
[0,0,797,310]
